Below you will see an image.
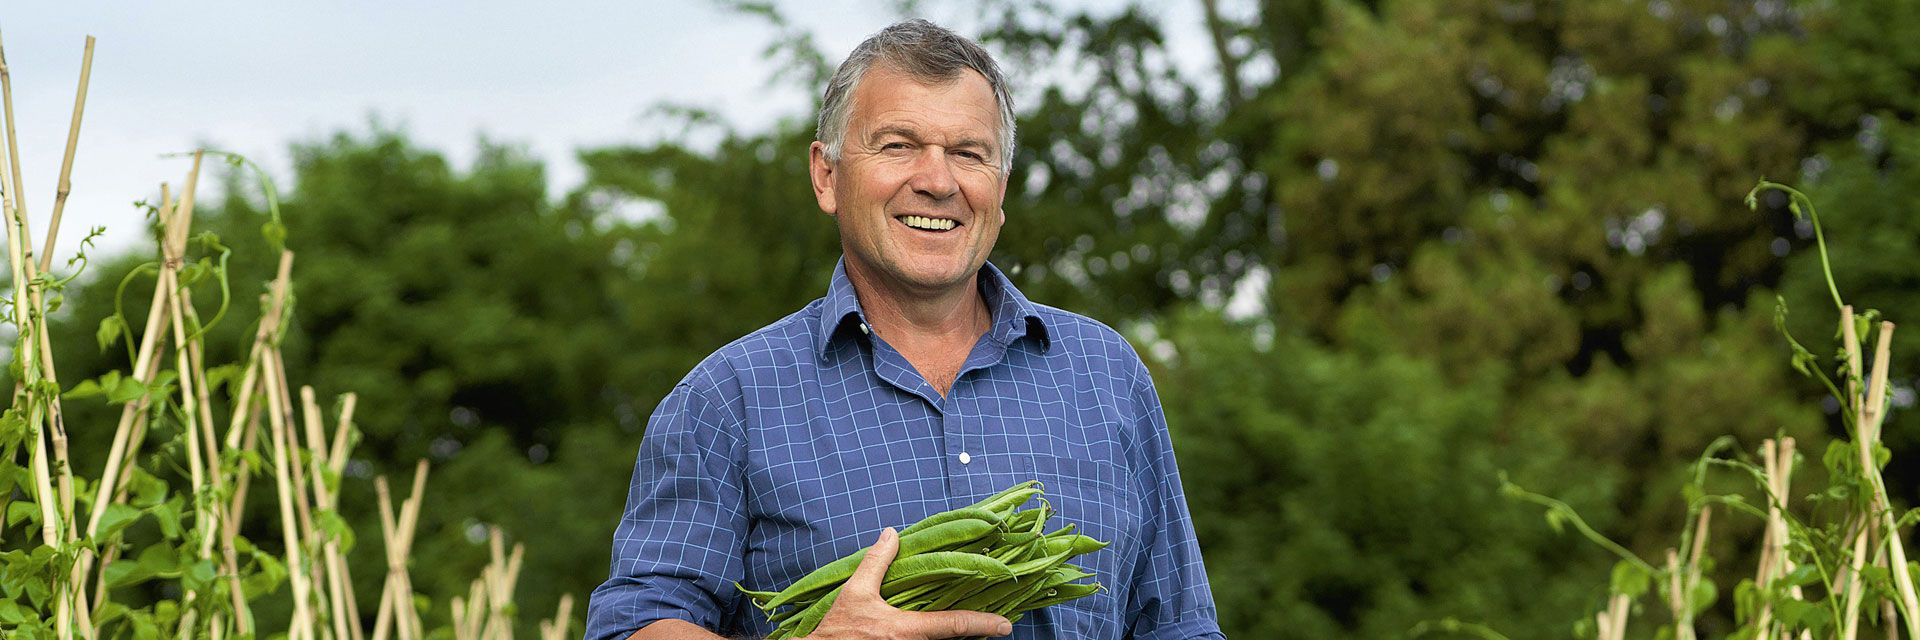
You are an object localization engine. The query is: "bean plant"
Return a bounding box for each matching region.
[0,35,572,640]
[1476,181,1913,640]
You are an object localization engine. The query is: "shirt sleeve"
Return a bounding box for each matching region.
[1125,368,1227,640]
[584,377,751,640]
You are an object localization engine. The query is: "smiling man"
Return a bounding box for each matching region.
[584,19,1223,640]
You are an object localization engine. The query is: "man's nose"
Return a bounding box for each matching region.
[907,148,961,200]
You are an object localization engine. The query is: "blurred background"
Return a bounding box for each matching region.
[10,0,1920,637]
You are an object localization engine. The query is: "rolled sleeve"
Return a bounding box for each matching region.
[1125,370,1225,640]
[585,378,750,640]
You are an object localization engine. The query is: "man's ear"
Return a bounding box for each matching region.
[809,141,838,215]
[997,166,1009,225]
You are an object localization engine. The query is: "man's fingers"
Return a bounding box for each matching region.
[843,527,899,597]
[912,609,1013,639]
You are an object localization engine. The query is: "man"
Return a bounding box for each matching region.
[585,19,1222,640]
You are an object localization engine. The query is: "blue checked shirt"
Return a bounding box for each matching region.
[585,260,1223,640]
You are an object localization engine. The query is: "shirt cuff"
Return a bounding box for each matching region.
[1133,618,1227,640]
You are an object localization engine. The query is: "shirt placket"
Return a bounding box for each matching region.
[940,397,969,508]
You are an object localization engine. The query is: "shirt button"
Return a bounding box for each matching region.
[858,322,870,335]
[959,452,971,465]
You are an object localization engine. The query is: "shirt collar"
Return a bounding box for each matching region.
[815,258,1050,358]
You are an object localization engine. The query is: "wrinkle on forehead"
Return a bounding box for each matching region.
[847,66,1002,156]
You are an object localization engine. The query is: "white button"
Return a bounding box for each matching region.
[858,323,870,335]
[959,452,971,465]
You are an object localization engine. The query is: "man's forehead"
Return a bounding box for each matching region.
[850,66,998,124]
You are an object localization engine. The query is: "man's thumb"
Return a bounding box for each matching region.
[845,527,899,595]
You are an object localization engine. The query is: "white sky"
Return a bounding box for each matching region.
[3,1,1216,263]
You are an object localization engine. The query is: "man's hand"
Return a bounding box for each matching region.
[799,527,1013,639]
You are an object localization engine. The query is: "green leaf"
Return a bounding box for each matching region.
[22,568,50,607]
[0,596,28,624]
[94,314,126,352]
[0,467,14,498]
[6,501,37,528]
[1780,564,1820,589]
[1776,598,1829,633]
[1733,579,1759,623]
[92,600,128,625]
[63,372,111,401]
[317,509,356,553]
[103,558,151,588]
[203,364,243,395]
[262,221,287,250]
[152,496,185,540]
[129,608,160,640]
[136,542,181,578]
[179,259,211,287]
[129,469,167,508]
[241,552,285,598]
[1610,559,1651,598]
[96,503,143,540]
[182,558,217,594]
[1689,578,1717,617]
[108,374,148,405]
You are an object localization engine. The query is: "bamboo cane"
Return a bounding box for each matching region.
[74,163,199,638]
[227,252,294,450]
[0,36,85,548]
[84,182,184,538]
[176,293,253,634]
[0,47,87,640]
[264,342,317,640]
[463,576,485,640]
[373,477,402,640]
[373,462,430,640]
[329,393,365,640]
[540,593,574,640]
[164,235,220,640]
[451,595,468,640]
[0,37,99,631]
[1666,550,1687,640]
[0,21,64,560]
[39,36,93,274]
[268,349,329,640]
[1754,439,1781,637]
[398,461,429,640]
[302,386,354,640]
[1860,323,1920,637]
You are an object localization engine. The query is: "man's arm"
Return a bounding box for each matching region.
[623,619,732,640]
[584,380,752,640]
[1124,369,1228,640]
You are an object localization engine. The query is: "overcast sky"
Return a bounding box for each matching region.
[3,1,1212,262]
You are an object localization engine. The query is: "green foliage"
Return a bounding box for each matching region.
[1156,309,1607,637]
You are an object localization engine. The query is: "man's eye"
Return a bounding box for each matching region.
[956,151,985,161]
[882,142,911,151]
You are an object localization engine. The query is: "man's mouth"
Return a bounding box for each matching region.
[897,215,958,232]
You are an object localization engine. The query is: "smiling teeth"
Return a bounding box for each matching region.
[900,215,956,231]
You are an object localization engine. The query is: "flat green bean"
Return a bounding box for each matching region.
[967,480,1041,512]
[758,519,997,611]
[899,506,1002,537]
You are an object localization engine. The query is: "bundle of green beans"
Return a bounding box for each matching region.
[737,481,1108,640]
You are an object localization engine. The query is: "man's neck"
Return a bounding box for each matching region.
[846,265,989,340]
[844,262,992,396]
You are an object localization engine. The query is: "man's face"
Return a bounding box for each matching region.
[810,64,1007,299]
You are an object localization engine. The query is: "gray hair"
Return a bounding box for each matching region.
[817,19,1017,172]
